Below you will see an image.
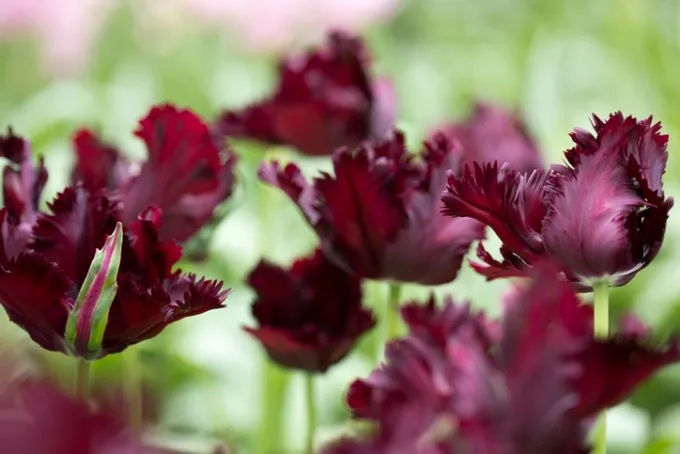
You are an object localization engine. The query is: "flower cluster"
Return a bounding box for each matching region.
[0,29,677,454]
[331,267,680,453]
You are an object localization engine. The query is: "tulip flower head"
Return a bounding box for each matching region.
[0,130,229,359]
[245,248,375,373]
[443,112,673,289]
[215,31,395,156]
[260,131,485,285]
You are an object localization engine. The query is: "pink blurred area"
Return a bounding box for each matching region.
[179,0,402,52]
[0,0,401,76]
[0,0,113,76]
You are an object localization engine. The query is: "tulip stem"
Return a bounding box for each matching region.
[255,150,291,454]
[305,374,317,454]
[386,282,402,341]
[123,347,143,431]
[593,281,610,454]
[74,358,91,399]
[258,361,289,454]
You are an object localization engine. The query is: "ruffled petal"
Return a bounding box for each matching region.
[123,104,236,242]
[71,129,131,193]
[0,252,72,352]
[442,163,548,261]
[30,187,121,284]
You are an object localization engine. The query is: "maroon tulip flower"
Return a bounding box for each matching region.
[432,101,544,174]
[343,265,679,453]
[0,380,162,454]
[215,31,395,156]
[245,248,375,373]
[1,129,47,226]
[0,184,228,359]
[260,131,485,285]
[442,112,673,289]
[71,104,237,243]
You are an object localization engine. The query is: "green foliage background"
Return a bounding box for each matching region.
[1,0,680,452]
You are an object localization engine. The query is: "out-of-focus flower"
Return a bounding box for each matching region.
[340,265,680,453]
[432,101,544,174]
[215,32,395,156]
[0,154,229,358]
[245,248,374,373]
[1,130,47,227]
[72,104,237,243]
[0,380,160,453]
[0,0,112,75]
[260,131,484,285]
[442,112,673,290]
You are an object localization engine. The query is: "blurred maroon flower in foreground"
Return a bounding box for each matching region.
[0,381,156,454]
[339,266,680,453]
[0,181,228,358]
[443,112,673,289]
[245,248,375,372]
[432,101,543,174]
[71,104,237,243]
[215,31,395,156]
[260,131,484,285]
[0,130,47,227]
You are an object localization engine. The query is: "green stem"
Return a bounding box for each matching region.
[74,358,91,399]
[305,374,317,454]
[255,155,291,454]
[386,282,403,341]
[593,281,610,454]
[123,347,143,431]
[257,361,289,454]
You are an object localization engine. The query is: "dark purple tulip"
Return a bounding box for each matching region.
[215,31,395,156]
[0,184,228,358]
[442,112,673,289]
[432,101,544,174]
[0,380,163,453]
[0,130,47,226]
[260,131,484,285]
[245,248,375,373]
[71,104,237,243]
[343,265,679,453]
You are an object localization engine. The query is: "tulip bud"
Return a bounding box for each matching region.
[65,222,123,359]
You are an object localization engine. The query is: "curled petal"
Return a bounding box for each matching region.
[127,207,183,282]
[442,163,548,262]
[123,104,236,242]
[469,243,529,281]
[71,129,131,193]
[314,149,407,277]
[0,252,71,352]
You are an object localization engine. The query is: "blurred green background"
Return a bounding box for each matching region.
[1,0,680,453]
